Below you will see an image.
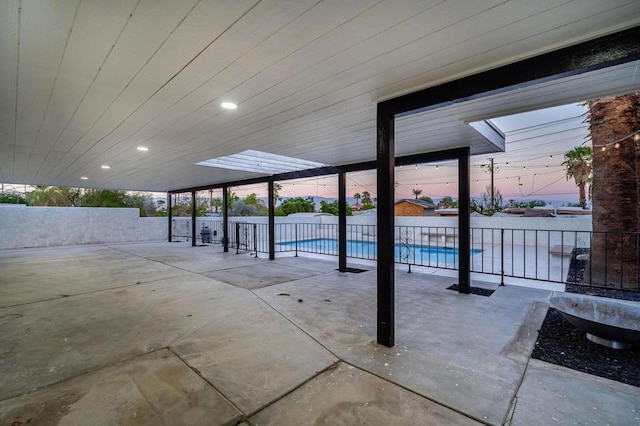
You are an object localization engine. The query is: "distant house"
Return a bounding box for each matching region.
[434,208,459,216]
[394,199,437,216]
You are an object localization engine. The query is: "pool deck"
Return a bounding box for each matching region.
[1,241,638,425]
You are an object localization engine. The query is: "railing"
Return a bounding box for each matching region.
[171,218,224,243]
[172,218,640,292]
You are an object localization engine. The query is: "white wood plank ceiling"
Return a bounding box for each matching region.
[1,0,639,192]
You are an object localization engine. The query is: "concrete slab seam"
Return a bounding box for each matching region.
[166,347,244,420]
[106,245,207,274]
[342,358,493,426]
[0,347,172,403]
[243,360,341,420]
[250,290,342,361]
[0,279,156,309]
[250,291,490,425]
[499,302,546,426]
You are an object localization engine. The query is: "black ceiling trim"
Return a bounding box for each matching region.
[380,25,640,118]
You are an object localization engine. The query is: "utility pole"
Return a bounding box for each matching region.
[490,158,495,208]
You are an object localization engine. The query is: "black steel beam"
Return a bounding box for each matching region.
[338,171,347,272]
[379,26,640,118]
[191,191,197,246]
[457,149,471,294]
[167,192,172,242]
[222,186,228,252]
[168,152,461,195]
[268,179,275,260]
[376,104,395,348]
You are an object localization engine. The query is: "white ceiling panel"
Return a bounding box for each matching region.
[2,0,639,190]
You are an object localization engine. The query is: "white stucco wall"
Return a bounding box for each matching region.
[0,205,167,249]
[1,206,592,251]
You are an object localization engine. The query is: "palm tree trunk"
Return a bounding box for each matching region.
[587,93,640,289]
[578,183,586,209]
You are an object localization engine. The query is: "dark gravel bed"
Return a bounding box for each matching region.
[566,284,640,301]
[566,247,589,283]
[446,284,495,297]
[535,251,640,388]
[532,308,640,388]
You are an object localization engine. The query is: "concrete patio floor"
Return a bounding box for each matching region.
[1,242,638,425]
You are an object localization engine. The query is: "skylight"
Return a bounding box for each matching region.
[196,150,327,175]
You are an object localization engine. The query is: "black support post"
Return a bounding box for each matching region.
[191,191,197,247]
[223,186,229,252]
[268,179,275,260]
[458,149,471,294]
[376,104,395,348]
[167,192,172,242]
[338,171,347,272]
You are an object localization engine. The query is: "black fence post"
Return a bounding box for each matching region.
[222,186,229,252]
[500,229,505,286]
[167,192,172,242]
[253,224,258,258]
[236,223,240,255]
[268,179,275,260]
[191,191,197,247]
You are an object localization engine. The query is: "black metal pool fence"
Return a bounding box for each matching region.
[173,219,640,292]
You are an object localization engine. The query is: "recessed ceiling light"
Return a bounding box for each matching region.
[221,102,237,110]
[136,146,149,152]
[101,165,110,169]
[80,176,88,180]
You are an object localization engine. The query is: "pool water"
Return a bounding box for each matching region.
[276,238,481,264]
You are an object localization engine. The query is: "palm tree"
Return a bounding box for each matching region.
[210,198,222,213]
[587,92,640,288]
[562,146,592,209]
[353,192,361,209]
[273,182,282,204]
[227,189,239,209]
[412,188,422,199]
[361,191,372,206]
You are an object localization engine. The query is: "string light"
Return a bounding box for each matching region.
[592,129,640,149]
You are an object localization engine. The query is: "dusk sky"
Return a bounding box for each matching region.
[218,103,590,206]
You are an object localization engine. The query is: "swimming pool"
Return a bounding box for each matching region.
[276,238,481,265]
